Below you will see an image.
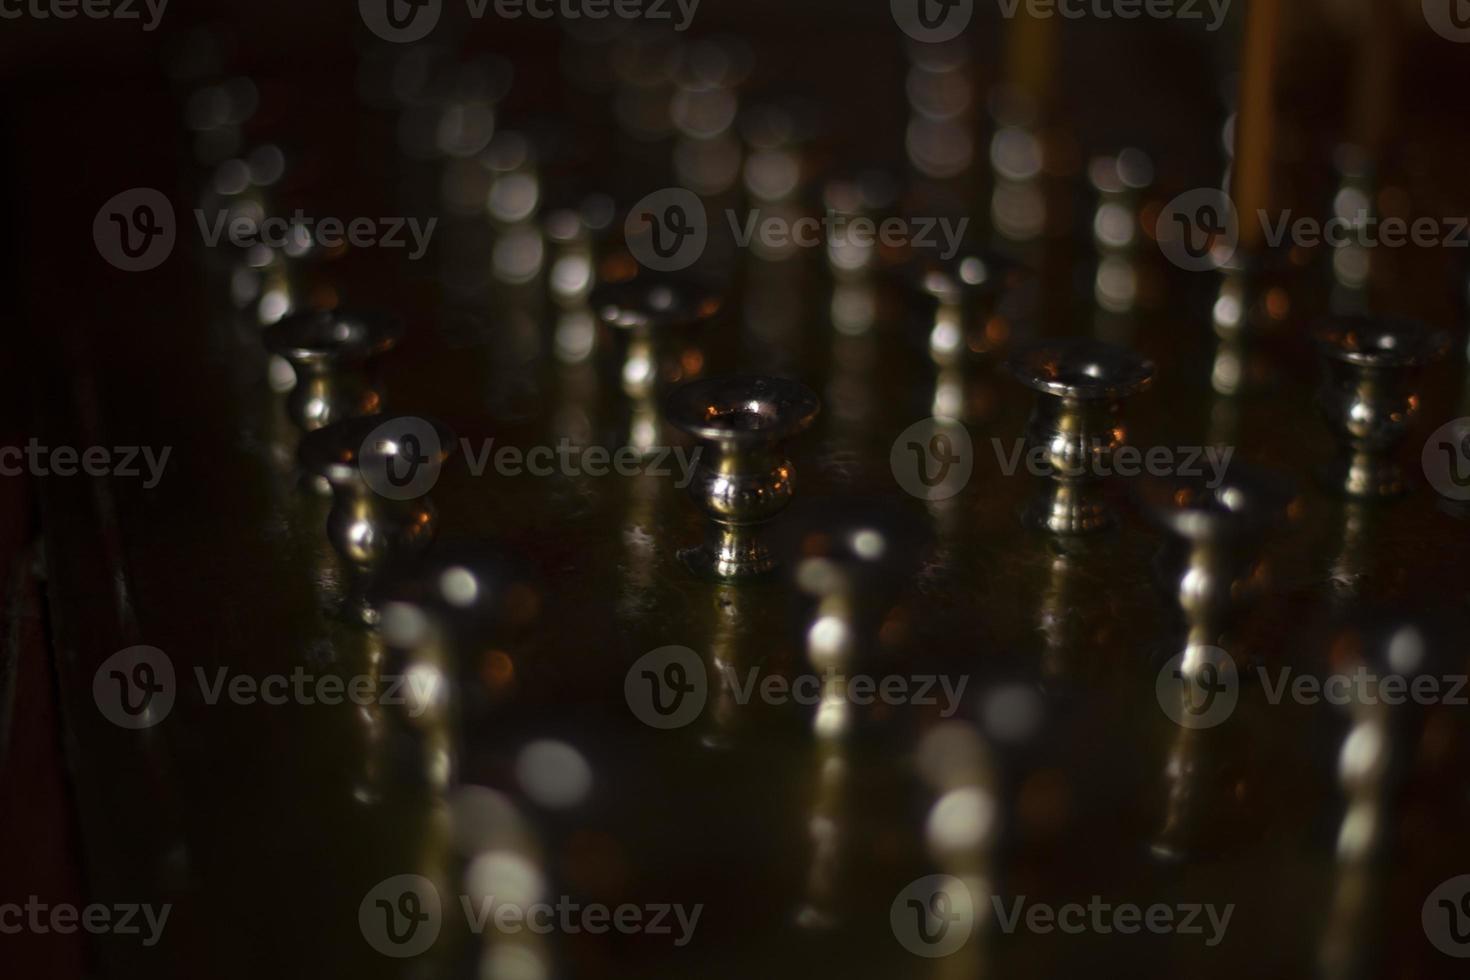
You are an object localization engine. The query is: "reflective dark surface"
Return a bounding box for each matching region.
[9,5,1470,980]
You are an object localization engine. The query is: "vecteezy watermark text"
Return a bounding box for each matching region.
[1157,188,1470,272]
[888,417,1236,502]
[624,646,970,730]
[359,0,699,44]
[194,209,437,261]
[990,895,1233,945]
[991,438,1234,487]
[1257,211,1469,250]
[470,0,699,28]
[461,894,701,946]
[1156,643,1466,730]
[726,210,970,262]
[890,0,1229,43]
[0,0,168,30]
[193,667,442,717]
[993,0,1230,30]
[1258,666,1468,708]
[94,187,437,272]
[0,440,171,488]
[341,418,707,503]
[460,438,701,487]
[0,898,171,947]
[623,187,970,272]
[716,664,969,716]
[890,876,1233,958]
[93,646,445,730]
[359,875,700,958]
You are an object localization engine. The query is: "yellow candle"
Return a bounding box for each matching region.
[1234,0,1283,252]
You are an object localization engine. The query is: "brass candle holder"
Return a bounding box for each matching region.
[666,375,821,580]
[592,274,721,456]
[299,413,455,623]
[1006,339,1155,534]
[1315,315,1448,498]
[263,309,403,433]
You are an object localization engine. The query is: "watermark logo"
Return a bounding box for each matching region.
[891,417,974,502]
[361,416,445,501]
[891,0,973,43]
[360,875,442,957]
[93,646,175,729]
[1423,418,1470,502]
[1424,0,1470,43]
[1157,188,1238,272]
[891,875,976,958]
[1424,875,1470,957]
[94,188,175,272]
[359,0,442,42]
[625,188,708,273]
[625,646,708,729]
[1156,647,1238,729]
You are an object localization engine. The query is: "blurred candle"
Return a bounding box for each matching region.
[1233,0,1282,253]
[1350,0,1399,156]
[1004,8,1056,111]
